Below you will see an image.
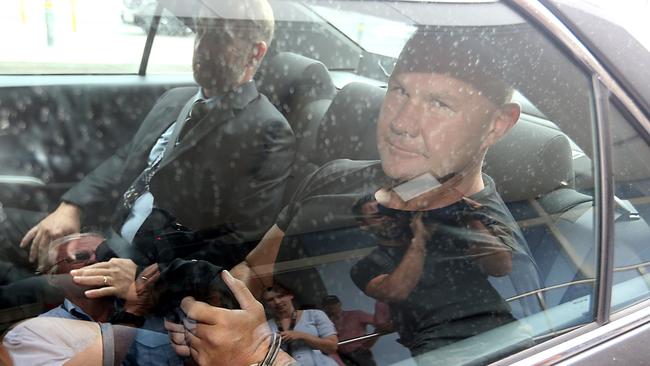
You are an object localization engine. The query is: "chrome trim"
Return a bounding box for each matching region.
[593,77,615,325]
[0,175,46,186]
[338,332,386,346]
[504,300,650,366]
[508,0,650,135]
[490,0,646,363]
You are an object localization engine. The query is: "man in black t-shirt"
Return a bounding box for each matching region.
[172,27,543,365]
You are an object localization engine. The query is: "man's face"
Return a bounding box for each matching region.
[323,302,342,318]
[193,14,248,93]
[377,72,499,181]
[48,235,102,296]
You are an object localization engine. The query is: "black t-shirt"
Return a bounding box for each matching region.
[274,159,540,354]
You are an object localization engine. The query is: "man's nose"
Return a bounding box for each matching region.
[390,100,421,138]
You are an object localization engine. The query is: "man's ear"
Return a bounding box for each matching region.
[249,41,268,67]
[483,102,521,148]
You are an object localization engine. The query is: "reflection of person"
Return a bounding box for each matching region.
[321,295,377,366]
[263,284,339,366]
[2,234,170,365]
[169,26,542,364]
[0,0,294,286]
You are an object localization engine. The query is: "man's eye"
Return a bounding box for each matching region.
[390,86,407,97]
[430,98,452,111]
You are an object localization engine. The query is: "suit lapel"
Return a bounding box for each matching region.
[124,89,198,172]
[157,81,260,169]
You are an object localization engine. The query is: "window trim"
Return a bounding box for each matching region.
[491,0,650,364]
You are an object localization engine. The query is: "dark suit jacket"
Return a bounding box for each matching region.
[61,82,295,265]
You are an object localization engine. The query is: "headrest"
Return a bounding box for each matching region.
[484,119,574,202]
[312,82,385,166]
[256,52,336,116]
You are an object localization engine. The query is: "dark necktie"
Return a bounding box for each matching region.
[119,99,207,213]
[177,99,208,144]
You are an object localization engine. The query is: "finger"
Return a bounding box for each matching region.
[20,226,38,248]
[164,319,185,333]
[84,286,118,299]
[221,270,258,311]
[73,275,112,287]
[69,268,110,278]
[180,297,220,325]
[184,327,203,349]
[142,271,161,286]
[76,261,112,271]
[30,231,48,263]
[140,264,160,279]
[168,330,188,346]
[171,343,191,358]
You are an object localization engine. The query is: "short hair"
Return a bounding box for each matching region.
[265,282,292,297]
[393,26,529,106]
[201,0,274,47]
[321,295,341,306]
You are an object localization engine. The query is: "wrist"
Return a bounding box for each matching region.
[59,201,82,218]
[272,351,297,366]
[252,334,272,362]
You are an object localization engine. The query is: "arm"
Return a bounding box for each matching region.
[282,332,338,354]
[63,337,102,366]
[231,224,286,299]
[364,215,430,302]
[465,220,513,277]
[282,310,338,354]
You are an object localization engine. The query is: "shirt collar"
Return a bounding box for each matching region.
[62,298,94,322]
[198,87,224,110]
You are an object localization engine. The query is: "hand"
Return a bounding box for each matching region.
[279,330,304,342]
[409,212,434,248]
[20,202,81,271]
[180,270,272,366]
[70,258,137,299]
[165,318,191,358]
[124,264,160,316]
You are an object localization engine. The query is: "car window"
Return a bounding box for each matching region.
[307,3,417,58]
[0,0,147,74]
[608,99,650,313]
[0,0,637,365]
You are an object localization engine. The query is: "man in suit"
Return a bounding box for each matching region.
[0,0,294,303]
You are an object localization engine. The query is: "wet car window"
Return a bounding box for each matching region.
[608,100,650,313]
[0,0,644,365]
[0,0,148,74]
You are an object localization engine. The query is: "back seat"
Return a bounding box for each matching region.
[256,52,336,158]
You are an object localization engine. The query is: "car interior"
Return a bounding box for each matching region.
[2,0,650,364]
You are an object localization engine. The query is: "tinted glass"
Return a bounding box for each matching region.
[608,100,650,312]
[0,0,607,365]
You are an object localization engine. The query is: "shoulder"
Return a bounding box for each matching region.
[297,159,385,198]
[157,87,199,106]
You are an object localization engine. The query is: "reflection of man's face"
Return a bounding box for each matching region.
[193,12,248,93]
[50,237,101,275]
[48,236,102,297]
[377,71,498,181]
[263,290,294,316]
[323,302,342,318]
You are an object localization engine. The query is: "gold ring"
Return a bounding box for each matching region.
[103,276,108,285]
